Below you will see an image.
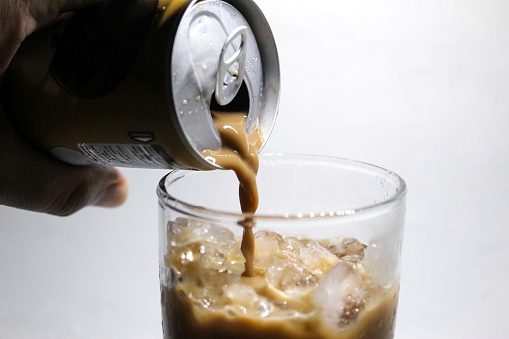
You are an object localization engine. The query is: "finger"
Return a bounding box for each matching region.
[23,0,110,29]
[0,32,22,76]
[0,1,31,76]
[0,106,128,216]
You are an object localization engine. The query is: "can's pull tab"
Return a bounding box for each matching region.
[215,26,248,106]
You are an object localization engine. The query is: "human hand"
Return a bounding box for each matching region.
[0,0,128,216]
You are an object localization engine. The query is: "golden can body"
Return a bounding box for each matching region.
[4,0,280,170]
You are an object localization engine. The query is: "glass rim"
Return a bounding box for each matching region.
[157,153,407,223]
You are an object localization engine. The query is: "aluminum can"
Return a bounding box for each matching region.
[4,0,280,170]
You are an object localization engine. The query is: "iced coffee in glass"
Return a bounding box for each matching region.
[157,154,406,338]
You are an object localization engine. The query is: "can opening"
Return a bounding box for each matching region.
[210,81,250,113]
[172,0,279,169]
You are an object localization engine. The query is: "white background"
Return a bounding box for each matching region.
[2,0,509,338]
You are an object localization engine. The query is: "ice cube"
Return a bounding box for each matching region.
[300,240,340,274]
[191,284,227,309]
[313,261,368,327]
[320,237,367,264]
[171,219,238,252]
[267,260,319,292]
[166,218,245,294]
[166,218,188,250]
[222,283,273,317]
[254,232,314,293]
[257,234,340,294]
[254,230,284,270]
[282,236,307,254]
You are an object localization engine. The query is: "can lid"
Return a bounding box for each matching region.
[171,0,280,167]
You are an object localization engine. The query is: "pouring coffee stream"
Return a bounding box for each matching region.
[202,110,262,277]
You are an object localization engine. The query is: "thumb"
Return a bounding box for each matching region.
[0,107,128,216]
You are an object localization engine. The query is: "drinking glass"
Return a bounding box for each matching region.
[157,154,406,339]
